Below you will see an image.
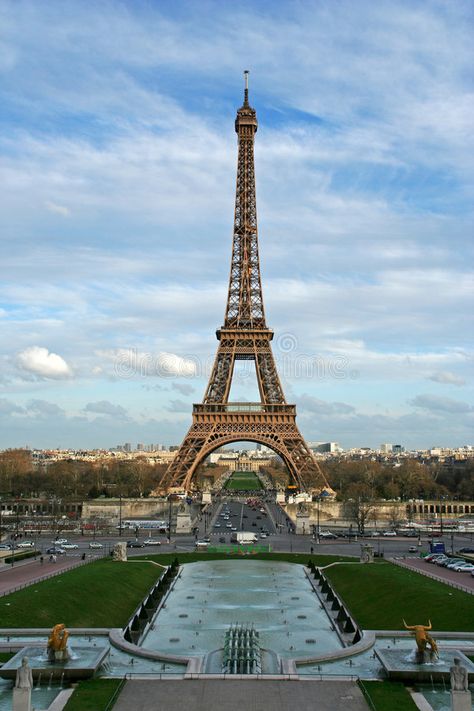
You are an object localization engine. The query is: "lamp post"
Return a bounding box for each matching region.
[119,490,123,537]
[167,497,172,545]
[316,495,321,545]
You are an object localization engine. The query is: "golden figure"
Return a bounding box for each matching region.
[403,619,439,660]
[47,623,69,661]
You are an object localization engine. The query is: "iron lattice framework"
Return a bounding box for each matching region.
[157,74,328,493]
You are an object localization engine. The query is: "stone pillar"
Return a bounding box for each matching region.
[13,687,31,711]
[360,544,374,563]
[295,513,310,535]
[113,542,127,561]
[451,690,472,711]
[175,510,192,534]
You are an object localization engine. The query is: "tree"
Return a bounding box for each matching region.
[342,482,376,534]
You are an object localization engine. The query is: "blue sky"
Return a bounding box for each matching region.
[0,0,473,450]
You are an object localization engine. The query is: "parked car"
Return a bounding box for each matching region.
[383,531,397,537]
[425,553,445,562]
[0,543,13,550]
[445,559,466,569]
[46,547,66,555]
[143,539,161,546]
[457,547,474,554]
[89,542,103,549]
[433,555,449,565]
[62,543,79,550]
[452,562,474,573]
[16,541,35,549]
[126,540,145,548]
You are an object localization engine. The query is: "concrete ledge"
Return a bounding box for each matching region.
[46,688,75,711]
[109,628,191,666]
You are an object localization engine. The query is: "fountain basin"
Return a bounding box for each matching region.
[376,648,474,683]
[0,646,109,681]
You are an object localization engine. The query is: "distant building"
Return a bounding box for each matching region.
[310,442,340,454]
[123,443,131,452]
[380,443,393,454]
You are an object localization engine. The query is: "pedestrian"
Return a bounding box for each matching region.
[40,556,44,565]
[52,554,57,563]
[310,546,314,555]
[81,553,86,561]
[49,555,53,563]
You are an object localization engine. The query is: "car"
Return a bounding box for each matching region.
[126,540,145,548]
[433,555,449,565]
[260,533,267,539]
[457,547,474,554]
[89,541,103,549]
[226,523,232,528]
[425,553,445,562]
[46,547,66,555]
[320,531,338,539]
[383,531,397,537]
[143,539,161,546]
[16,541,35,549]
[408,546,418,553]
[54,538,68,545]
[61,543,79,550]
[0,543,13,550]
[202,537,211,543]
[214,523,221,528]
[445,559,466,569]
[452,563,474,573]
[231,527,237,531]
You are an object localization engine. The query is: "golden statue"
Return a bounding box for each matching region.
[47,623,69,662]
[403,619,439,661]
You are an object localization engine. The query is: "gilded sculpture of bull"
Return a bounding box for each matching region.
[403,619,439,660]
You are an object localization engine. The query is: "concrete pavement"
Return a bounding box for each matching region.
[113,679,369,711]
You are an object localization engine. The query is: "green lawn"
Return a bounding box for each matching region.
[224,471,263,490]
[0,652,14,665]
[325,562,474,631]
[0,559,162,628]
[63,679,123,711]
[359,681,419,711]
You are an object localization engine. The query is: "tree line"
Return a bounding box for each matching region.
[0,449,473,501]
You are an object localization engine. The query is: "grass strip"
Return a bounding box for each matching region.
[325,562,474,631]
[63,678,123,711]
[359,681,419,710]
[0,652,14,664]
[224,471,263,490]
[0,559,162,628]
[135,551,353,566]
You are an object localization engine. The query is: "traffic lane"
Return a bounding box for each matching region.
[397,556,474,590]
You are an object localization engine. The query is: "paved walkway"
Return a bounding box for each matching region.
[113,679,369,711]
[0,557,86,595]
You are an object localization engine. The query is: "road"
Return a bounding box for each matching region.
[1,496,473,595]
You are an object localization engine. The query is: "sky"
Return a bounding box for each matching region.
[0,0,473,451]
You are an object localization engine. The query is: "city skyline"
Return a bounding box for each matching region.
[1,0,473,450]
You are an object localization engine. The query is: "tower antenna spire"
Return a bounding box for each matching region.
[244,69,249,105]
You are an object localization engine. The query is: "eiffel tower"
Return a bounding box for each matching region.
[158,73,329,494]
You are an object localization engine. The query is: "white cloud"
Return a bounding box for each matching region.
[16,346,72,379]
[428,371,466,386]
[409,394,472,414]
[84,400,128,418]
[101,348,197,379]
[44,200,70,217]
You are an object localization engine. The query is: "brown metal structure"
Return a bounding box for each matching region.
[158,73,329,493]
